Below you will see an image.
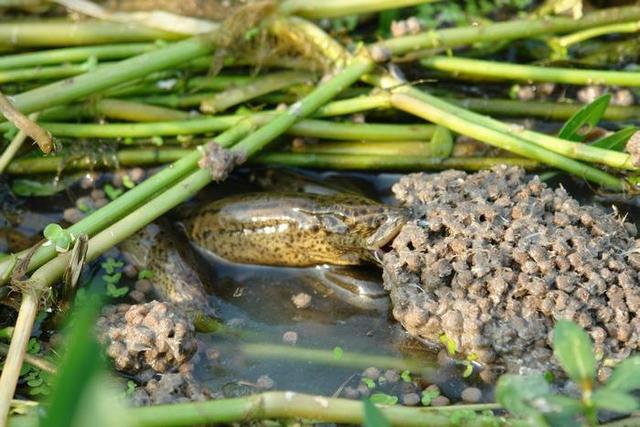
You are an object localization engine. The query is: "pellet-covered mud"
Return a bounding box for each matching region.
[382,166,639,378]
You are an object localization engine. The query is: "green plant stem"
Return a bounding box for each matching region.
[421,55,640,86]
[449,97,640,121]
[36,92,391,123]
[0,21,180,47]
[130,391,518,427]
[279,0,431,18]
[389,91,625,190]
[255,152,540,171]
[292,141,437,156]
[242,343,435,375]
[200,71,311,114]
[392,83,635,170]
[1,116,432,141]
[314,93,391,116]
[0,63,96,84]
[373,6,640,56]
[557,20,640,47]
[87,99,193,122]
[282,119,436,141]
[7,36,214,117]
[0,43,156,70]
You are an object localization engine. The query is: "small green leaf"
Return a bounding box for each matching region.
[363,399,391,427]
[591,127,637,151]
[101,257,123,274]
[593,389,639,413]
[122,175,135,189]
[421,388,440,406]
[104,184,123,200]
[552,320,596,390]
[137,269,153,280]
[439,334,457,355]
[333,346,344,360]
[106,282,129,298]
[43,224,63,241]
[462,361,474,378]
[102,272,122,285]
[28,338,40,354]
[400,370,412,383]
[362,378,376,389]
[369,393,398,405]
[604,356,640,392]
[125,380,136,396]
[558,93,611,142]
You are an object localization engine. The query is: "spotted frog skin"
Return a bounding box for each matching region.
[182,192,410,267]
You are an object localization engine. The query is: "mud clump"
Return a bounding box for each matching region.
[383,166,640,377]
[96,301,197,374]
[132,373,212,405]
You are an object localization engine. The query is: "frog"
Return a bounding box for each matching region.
[181,192,410,267]
[119,170,411,329]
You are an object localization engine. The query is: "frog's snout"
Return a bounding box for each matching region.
[365,208,410,251]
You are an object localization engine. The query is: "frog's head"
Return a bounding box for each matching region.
[362,206,411,251]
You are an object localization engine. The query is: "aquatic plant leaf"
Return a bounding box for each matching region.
[558,93,611,142]
[363,399,391,427]
[552,320,596,389]
[592,389,639,413]
[591,127,637,151]
[370,393,398,405]
[332,346,344,360]
[604,356,640,392]
[496,374,551,421]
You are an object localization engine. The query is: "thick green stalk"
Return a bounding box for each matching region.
[280,0,432,18]
[406,86,636,170]
[557,20,640,47]
[232,58,374,157]
[0,43,156,70]
[421,55,640,86]
[373,6,640,56]
[0,63,97,84]
[255,152,540,171]
[449,97,640,121]
[130,391,516,427]
[389,92,625,191]
[284,119,436,141]
[7,36,214,116]
[36,93,391,123]
[292,141,436,156]
[200,71,311,113]
[0,21,180,47]
[2,116,432,140]
[314,93,391,116]
[89,99,193,122]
